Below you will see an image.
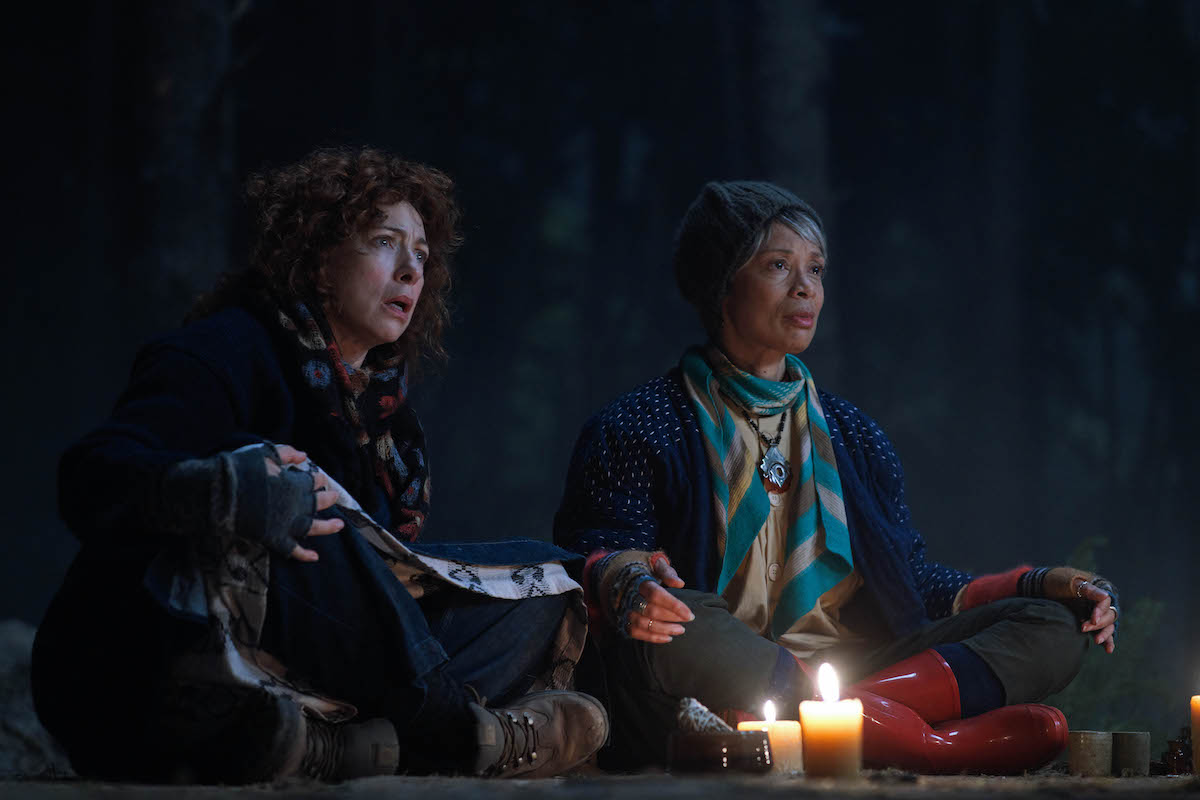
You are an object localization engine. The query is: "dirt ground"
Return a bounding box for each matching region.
[2,772,1197,800]
[4,620,1196,799]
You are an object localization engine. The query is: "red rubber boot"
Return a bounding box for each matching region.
[852,688,1068,774]
[851,649,961,724]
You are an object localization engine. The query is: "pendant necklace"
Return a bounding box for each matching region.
[740,406,791,488]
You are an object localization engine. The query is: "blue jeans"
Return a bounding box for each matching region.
[259,522,569,770]
[34,521,576,779]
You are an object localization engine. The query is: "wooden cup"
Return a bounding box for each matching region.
[1068,730,1112,777]
[1110,731,1150,777]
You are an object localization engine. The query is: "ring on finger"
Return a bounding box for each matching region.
[1075,579,1091,599]
[646,619,654,630]
[1109,605,1119,619]
[632,595,649,615]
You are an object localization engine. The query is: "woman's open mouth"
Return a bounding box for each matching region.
[384,297,412,317]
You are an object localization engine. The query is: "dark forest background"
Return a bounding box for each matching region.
[5,0,1198,751]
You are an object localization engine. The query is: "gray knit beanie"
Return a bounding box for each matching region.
[673,180,823,337]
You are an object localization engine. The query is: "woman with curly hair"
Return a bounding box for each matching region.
[32,147,607,783]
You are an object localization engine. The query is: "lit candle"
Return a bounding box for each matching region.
[1191,695,1199,777]
[738,700,804,773]
[798,663,863,778]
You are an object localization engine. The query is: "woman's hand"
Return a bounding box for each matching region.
[1077,579,1118,654]
[1040,566,1119,654]
[269,445,345,562]
[625,558,694,644]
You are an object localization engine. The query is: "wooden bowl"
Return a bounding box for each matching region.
[667,730,773,773]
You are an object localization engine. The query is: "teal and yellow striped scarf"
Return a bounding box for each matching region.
[679,346,854,640]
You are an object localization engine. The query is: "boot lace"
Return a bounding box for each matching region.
[301,718,345,781]
[486,708,540,776]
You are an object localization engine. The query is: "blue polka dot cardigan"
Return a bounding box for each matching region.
[553,369,973,639]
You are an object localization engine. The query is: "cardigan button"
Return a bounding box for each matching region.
[768,563,781,582]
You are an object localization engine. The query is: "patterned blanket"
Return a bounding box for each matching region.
[161,448,584,721]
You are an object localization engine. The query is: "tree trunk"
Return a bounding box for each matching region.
[130,0,235,331]
[750,0,838,382]
[982,1,1034,554]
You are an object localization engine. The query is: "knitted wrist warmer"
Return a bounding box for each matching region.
[585,549,666,638]
[958,565,1033,612]
[160,444,316,557]
[959,564,1119,631]
[581,550,612,632]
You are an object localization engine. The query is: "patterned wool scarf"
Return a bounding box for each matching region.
[679,345,854,639]
[274,301,431,541]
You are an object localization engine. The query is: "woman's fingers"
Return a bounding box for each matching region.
[1079,582,1109,606]
[312,472,339,511]
[262,452,340,558]
[276,444,307,464]
[307,517,345,537]
[268,445,308,476]
[630,610,686,637]
[290,543,319,562]
[641,581,695,623]
[1079,583,1117,652]
[1080,588,1114,632]
[627,578,695,643]
[653,559,686,589]
[314,488,339,512]
[627,612,679,644]
[1094,606,1117,629]
[1094,624,1116,654]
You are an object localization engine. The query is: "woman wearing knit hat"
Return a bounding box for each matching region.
[553,181,1118,774]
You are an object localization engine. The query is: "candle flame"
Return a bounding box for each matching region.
[817,662,840,702]
[763,699,776,724]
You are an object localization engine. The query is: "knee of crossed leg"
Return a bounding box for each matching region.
[1017,598,1090,698]
[641,590,785,711]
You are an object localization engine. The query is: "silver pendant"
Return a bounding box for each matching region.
[759,446,790,488]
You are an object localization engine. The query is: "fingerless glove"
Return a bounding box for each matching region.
[582,549,669,638]
[958,564,1119,628]
[159,444,317,557]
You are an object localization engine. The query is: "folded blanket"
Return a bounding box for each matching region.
[145,445,584,721]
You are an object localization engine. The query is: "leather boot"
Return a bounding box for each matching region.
[154,681,398,783]
[854,688,1068,774]
[291,713,400,781]
[470,690,609,778]
[851,649,961,724]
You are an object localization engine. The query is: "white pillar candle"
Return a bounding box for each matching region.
[798,663,863,778]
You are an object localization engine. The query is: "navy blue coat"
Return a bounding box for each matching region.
[37,306,578,779]
[48,307,575,644]
[553,370,972,638]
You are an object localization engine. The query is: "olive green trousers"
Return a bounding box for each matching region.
[577,590,1088,770]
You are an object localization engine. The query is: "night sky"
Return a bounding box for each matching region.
[6,1,1198,742]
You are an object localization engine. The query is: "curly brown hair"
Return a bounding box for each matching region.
[195,146,462,366]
